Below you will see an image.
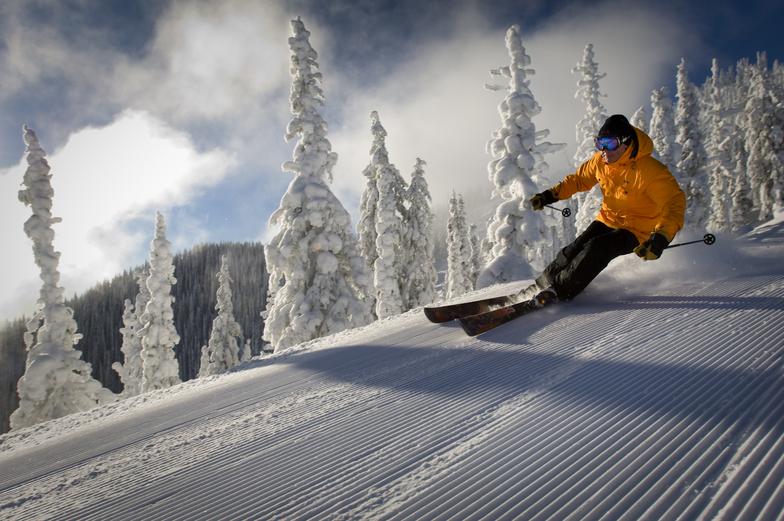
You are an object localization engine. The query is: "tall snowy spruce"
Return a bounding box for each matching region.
[111,269,149,398]
[649,86,680,173]
[11,126,115,430]
[446,192,475,299]
[263,18,374,351]
[675,58,710,229]
[631,106,649,134]
[744,54,784,221]
[572,43,608,236]
[401,158,437,309]
[705,59,736,233]
[478,25,566,288]
[364,112,408,318]
[198,255,244,377]
[138,212,182,393]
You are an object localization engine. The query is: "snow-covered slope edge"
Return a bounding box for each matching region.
[1,225,784,520]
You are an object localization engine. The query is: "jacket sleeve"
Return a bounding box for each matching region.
[550,154,601,200]
[647,169,686,241]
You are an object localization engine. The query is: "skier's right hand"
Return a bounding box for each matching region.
[530,190,557,211]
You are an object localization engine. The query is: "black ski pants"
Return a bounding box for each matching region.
[535,221,640,301]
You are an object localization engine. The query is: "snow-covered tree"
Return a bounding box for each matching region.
[11,126,115,430]
[357,156,380,270]
[366,111,408,318]
[446,192,474,299]
[478,25,566,288]
[744,57,784,221]
[572,44,608,164]
[571,43,608,235]
[649,86,680,173]
[111,269,149,398]
[675,58,710,229]
[468,223,483,289]
[198,256,244,377]
[730,132,754,231]
[240,339,252,363]
[401,158,437,309]
[139,212,182,393]
[264,18,374,350]
[631,106,649,134]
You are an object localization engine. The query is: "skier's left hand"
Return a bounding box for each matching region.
[634,232,671,261]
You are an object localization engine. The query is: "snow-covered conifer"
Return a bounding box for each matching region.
[675,58,710,229]
[478,25,566,288]
[401,158,437,309]
[138,212,182,392]
[240,340,252,363]
[572,44,607,164]
[111,269,149,398]
[366,112,408,318]
[446,192,474,299]
[469,223,483,289]
[198,256,244,377]
[571,43,607,235]
[744,58,784,221]
[357,161,380,270]
[11,126,115,430]
[264,18,374,350]
[649,86,680,173]
[631,106,648,134]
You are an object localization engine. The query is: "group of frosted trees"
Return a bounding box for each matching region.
[620,53,782,234]
[11,133,249,429]
[356,113,437,318]
[263,18,438,351]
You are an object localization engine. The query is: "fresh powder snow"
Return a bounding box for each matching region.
[1,219,784,520]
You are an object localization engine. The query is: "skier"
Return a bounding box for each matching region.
[528,114,686,305]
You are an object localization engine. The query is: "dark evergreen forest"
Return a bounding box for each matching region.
[0,241,268,434]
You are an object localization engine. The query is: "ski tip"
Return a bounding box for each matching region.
[456,318,482,336]
[424,307,449,323]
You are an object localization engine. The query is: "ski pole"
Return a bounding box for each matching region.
[666,233,716,249]
[545,205,572,218]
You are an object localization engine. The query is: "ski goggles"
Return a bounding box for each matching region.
[594,135,630,151]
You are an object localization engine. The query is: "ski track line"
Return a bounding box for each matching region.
[1,274,784,520]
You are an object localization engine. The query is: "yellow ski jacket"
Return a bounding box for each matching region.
[550,127,686,243]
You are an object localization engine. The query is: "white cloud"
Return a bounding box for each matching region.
[124,0,292,127]
[0,110,236,321]
[324,4,693,227]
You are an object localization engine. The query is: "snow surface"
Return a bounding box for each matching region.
[2,222,784,520]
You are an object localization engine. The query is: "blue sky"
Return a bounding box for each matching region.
[1,0,782,322]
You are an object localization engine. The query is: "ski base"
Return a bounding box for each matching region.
[456,299,542,336]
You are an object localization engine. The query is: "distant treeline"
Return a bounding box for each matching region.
[0,241,269,434]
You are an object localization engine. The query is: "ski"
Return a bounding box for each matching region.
[457,298,544,336]
[423,294,518,323]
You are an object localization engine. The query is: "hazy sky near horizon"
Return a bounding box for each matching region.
[1,0,782,322]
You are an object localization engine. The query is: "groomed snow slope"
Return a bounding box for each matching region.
[2,222,784,520]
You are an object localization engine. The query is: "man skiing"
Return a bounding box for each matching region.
[528,114,686,305]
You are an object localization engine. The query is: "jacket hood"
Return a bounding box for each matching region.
[616,126,654,166]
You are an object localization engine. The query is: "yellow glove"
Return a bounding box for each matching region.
[530,190,557,211]
[634,232,671,261]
